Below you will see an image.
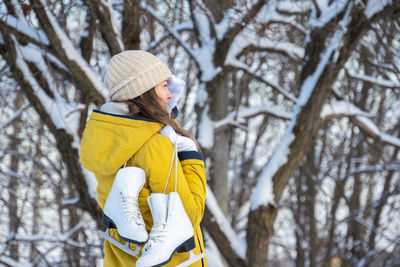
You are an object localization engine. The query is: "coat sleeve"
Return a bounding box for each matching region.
[135,134,207,226]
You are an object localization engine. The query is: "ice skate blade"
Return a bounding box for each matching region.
[119,233,147,245]
[175,250,206,267]
[100,229,140,257]
[141,237,197,267]
[103,215,147,245]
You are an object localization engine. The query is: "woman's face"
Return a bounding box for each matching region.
[154,80,172,110]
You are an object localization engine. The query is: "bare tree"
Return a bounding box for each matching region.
[0,0,399,266]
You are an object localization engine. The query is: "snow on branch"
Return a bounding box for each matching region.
[214,101,292,130]
[320,100,372,120]
[224,2,305,69]
[351,116,400,148]
[321,101,400,147]
[206,185,246,259]
[197,105,214,149]
[197,101,292,149]
[100,0,124,50]
[12,37,83,146]
[365,0,393,19]
[225,25,304,68]
[347,71,400,88]
[191,1,215,45]
[182,2,222,81]
[250,2,354,210]
[310,0,349,28]
[215,0,264,41]
[275,1,313,15]
[39,0,107,98]
[11,37,99,201]
[0,14,50,46]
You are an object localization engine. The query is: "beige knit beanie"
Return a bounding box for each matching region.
[104,50,172,101]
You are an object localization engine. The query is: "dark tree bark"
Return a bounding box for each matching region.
[122,0,141,50]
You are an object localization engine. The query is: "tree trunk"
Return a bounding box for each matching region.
[8,92,24,261]
[246,204,276,266]
[122,0,141,49]
[207,74,231,215]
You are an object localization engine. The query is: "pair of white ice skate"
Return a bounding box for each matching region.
[102,141,204,266]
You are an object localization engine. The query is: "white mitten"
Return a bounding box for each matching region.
[176,135,197,152]
[159,125,197,152]
[167,75,185,112]
[159,125,177,144]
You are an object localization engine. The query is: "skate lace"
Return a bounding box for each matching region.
[143,222,167,251]
[122,194,145,226]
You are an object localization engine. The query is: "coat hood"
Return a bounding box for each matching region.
[80,110,163,176]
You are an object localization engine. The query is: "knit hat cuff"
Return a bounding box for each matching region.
[108,62,172,101]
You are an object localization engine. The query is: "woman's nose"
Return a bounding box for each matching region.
[167,90,172,100]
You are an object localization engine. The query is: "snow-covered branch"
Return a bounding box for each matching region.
[190,1,215,45]
[215,0,265,41]
[275,1,313,15]
[0,14,49,46]
[351,116,400,148]
[99,0,124,51]
[214,102,292,130]
[205,185,246,259]
[29,0,107,103]
[320,100,372,120]
[321,101,400,147]
[225,25,304,68]
[93,0,124,55]
[364,0,394,19]
[347,71,400,88]
[12,39,83,147]
[197,101,292,150]
[310,0,350,28]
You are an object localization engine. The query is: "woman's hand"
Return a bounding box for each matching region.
[159,125,197,152]
[167,75,185,112]
[176,135,197,152]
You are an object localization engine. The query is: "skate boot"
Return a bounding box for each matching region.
[103,166,148,244]
[136,192,195,267]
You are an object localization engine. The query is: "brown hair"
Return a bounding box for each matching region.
[122,88,200,151]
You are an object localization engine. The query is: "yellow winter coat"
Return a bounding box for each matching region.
[80,110,207,267]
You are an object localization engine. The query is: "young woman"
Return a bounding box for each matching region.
[80,50,207,266]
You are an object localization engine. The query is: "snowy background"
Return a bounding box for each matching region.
[0,0,399,266]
